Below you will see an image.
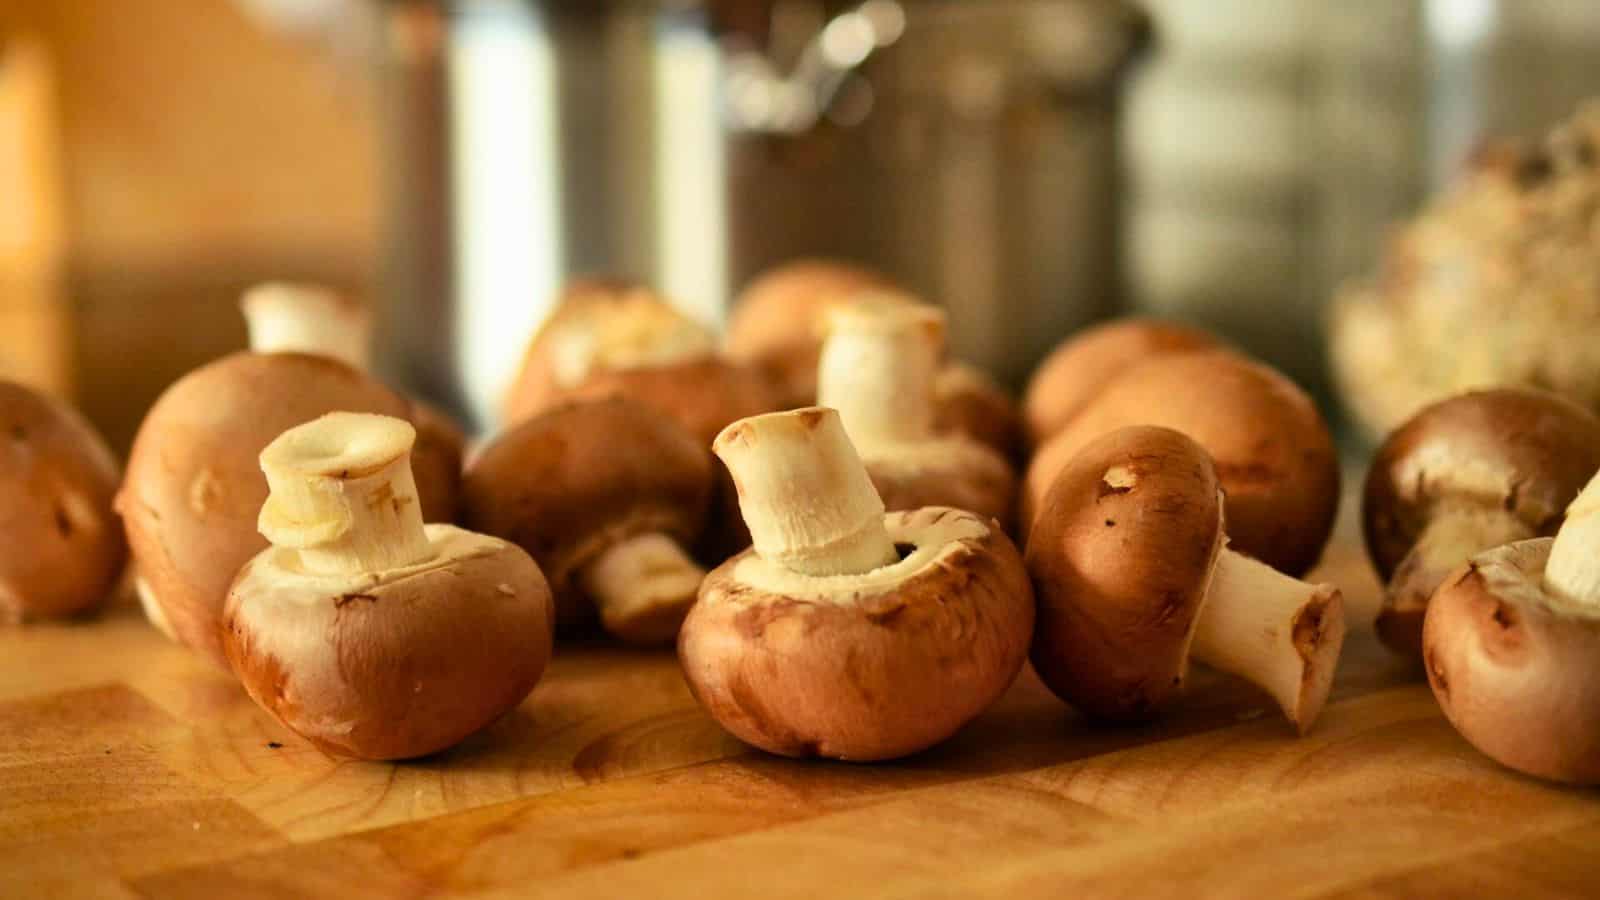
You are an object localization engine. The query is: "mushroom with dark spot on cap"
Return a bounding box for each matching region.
[679,407,1034,761]
[1363,387,1600,659]
[119,289,458,668]
[1027,425,1346,734]
[0,380,125,623]
[817,305,1016,526]
[223,412,553,761]
[1022,349,1340,577]
[463,396,713,645]
[1423,468,1600,784]
[1022,318,1219,450]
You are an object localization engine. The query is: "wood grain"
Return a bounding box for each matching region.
[3,528,1597,898]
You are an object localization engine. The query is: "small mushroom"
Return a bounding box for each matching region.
[223,413,553,760]
[1363,388,1600,658]
[1022,349,1340,577]
[1027,425,1346,733]
[0,381,125,623]
[817,305,1016,525]
[463,396,713,645]
[501,279,722,427]
[679,407,1034,761]
[120,292,454,667]
[1423,470,1600,784]
[724,259,900,406]
[1022,318,1218,449]
[725,260,1020,456]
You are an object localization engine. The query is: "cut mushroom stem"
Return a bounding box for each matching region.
[1387,505,1535,621]
[257,412,434,576]
[242,282,371,370]
[714,407,898,576]
[817,305,945,446]
[579,532,706,644]
[1545,472,1600,605]
[1192,548,1347,734]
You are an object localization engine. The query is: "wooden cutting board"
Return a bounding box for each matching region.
[4,520,1598,899]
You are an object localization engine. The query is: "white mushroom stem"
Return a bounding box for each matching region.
[817,305,945,446]
[714,408,898,577]
[1546,471,1600,605]
[257,413,434,576]
[242,282,371,370]
[1389,506,1534,611]
[579,533,706,644]
[1192,548,1346,734]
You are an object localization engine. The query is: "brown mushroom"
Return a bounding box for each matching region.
[679,407,1034,761]
[1423,472,1600,783]
[817,305,1015,525]
[119,292,455,667]
[1364,388,1600,658]
[0,381,126,623]
[501,279,722,427]
[462,396,713,645]
[725,260,1017,457]
[1021,318,1218,450]
[1022,349,1340,577]
[724,260,901,406]
[223,413,553,760]
[1027,425,1346,733]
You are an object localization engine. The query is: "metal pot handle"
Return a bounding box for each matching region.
[723,0,907,135]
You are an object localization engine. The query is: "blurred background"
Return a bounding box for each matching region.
[2,0,1599,447]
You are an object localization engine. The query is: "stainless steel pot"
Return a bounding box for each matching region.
[374,0,1147,430]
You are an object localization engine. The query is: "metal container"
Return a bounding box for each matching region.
[374,0,1147,430]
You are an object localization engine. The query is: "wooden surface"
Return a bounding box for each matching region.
[4,515,1599,899]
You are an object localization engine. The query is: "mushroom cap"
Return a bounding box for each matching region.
[223,524,553,760]
[461,396,714,625]
[1424,538,1600,784]
[408,399,465,524]
[565,356,783,449]
[1022,318,1218,449]
[861,439,1016,527]
[1363,388,1600,581]
[501,279,716,425]
[118,352,428,666]
[933,362,1022,459]
[1023,350,1338,576]
[725,260,905,405]
[0,381,126,623]
[1026,426,1224,721]
[680,507,1033,761]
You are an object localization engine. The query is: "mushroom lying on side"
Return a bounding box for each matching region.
[224,413,553,760]
[724,259,1023,457]
[1028,425,1346,734]
[0,381,125,623]
[680,407,1034,761]
[1022,318,1218,450]
[1022,349,1340,577]
[817,305,1015,525]
[1424,468,1600,784]
[463,397,713,645]
[1363,388,1600,658]
[120,291,455,667]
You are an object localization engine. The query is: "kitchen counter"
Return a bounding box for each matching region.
[5,525,1598,898]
